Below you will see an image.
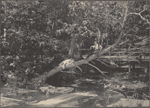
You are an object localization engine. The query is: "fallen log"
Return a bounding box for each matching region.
[32,7,129,85]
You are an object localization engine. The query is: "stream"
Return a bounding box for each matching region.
[1,72,149,107]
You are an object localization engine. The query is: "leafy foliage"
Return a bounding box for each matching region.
[1,0,149,89]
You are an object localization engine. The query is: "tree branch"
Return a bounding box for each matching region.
[32,2,129,83]
[129,7,150,25]
[96,59,111,67]
[76,66,82,72]
[87,63,108,75]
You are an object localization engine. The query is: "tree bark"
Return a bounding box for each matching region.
[3,0,7,42]
[68,34,76,58]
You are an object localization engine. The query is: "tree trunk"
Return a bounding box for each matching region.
[68,34,76,58]
[3,0,7,42]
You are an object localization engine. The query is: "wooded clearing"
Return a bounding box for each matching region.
[1,1,149,107]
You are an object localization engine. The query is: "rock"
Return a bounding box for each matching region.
[17,88,38,94]
[71,83,79,87]
[39,85,74,95]
[96,103,102,107]
[1,97,23,107]
[107,98,150,107]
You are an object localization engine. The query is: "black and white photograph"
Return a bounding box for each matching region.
[1,0,150,107]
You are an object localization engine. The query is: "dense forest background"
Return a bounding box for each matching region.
[0,0,149,90]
